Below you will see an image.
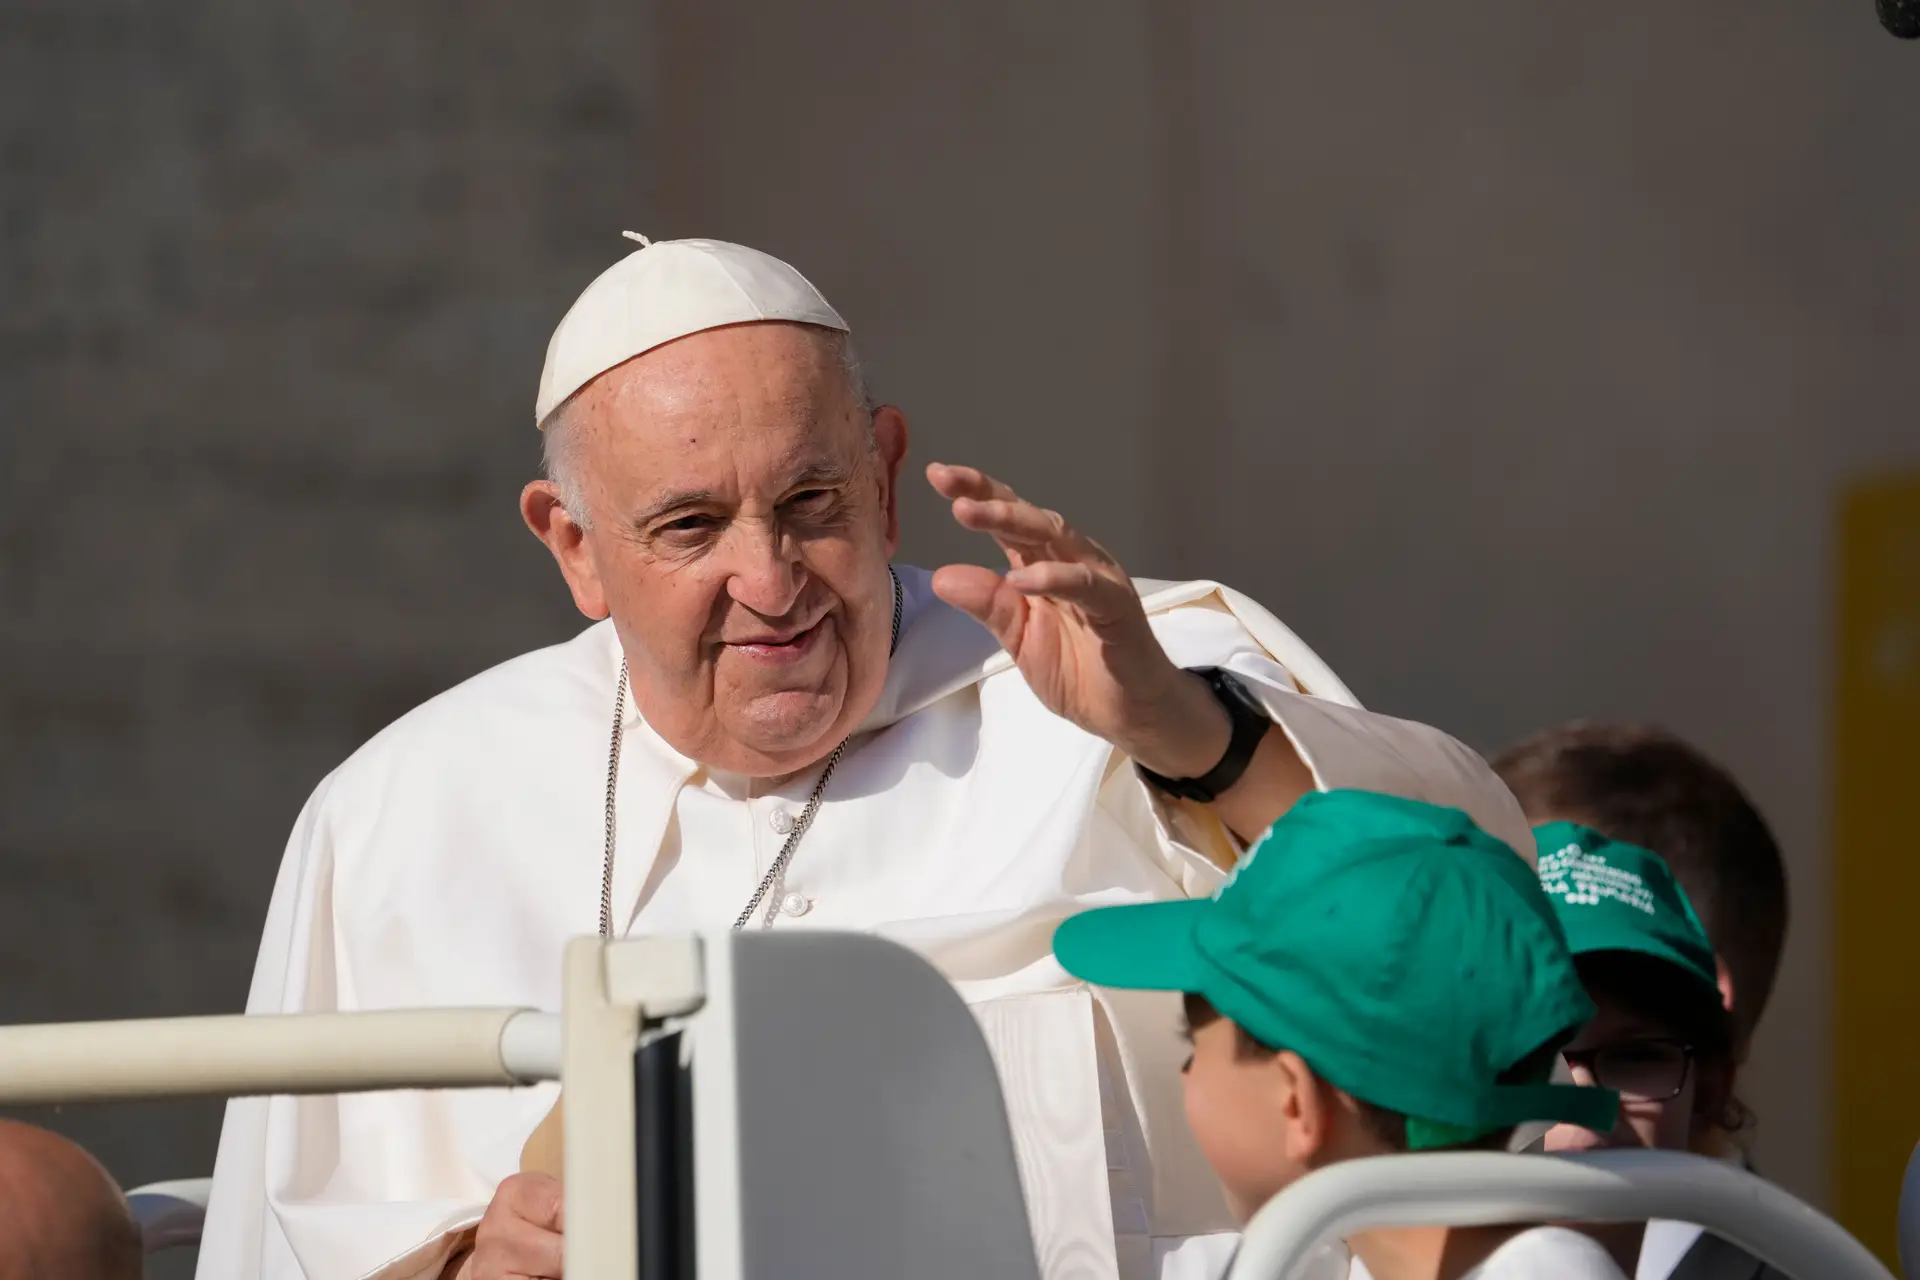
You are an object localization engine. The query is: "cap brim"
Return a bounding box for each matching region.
[1575,940,1721,1002]
[1052,899,1215,992]
[1404,1081,1621,1151]
[1496,1081,1622,1135]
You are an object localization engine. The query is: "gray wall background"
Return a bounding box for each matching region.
[2,0,1916,1266]
[0,5,645,1272]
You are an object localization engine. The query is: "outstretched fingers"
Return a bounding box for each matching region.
[1004,560,1135,625]
[926,462,1018,504]
[949,496,1074,548]
[932,463,1111,568]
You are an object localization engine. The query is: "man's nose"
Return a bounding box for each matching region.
[723,521,805,617]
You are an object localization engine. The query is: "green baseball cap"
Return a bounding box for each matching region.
[1532,822,1720,999]
[1053,790,1619,1148]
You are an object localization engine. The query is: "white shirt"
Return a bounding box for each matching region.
[1459,1227,1631,1279]
[1635,1220,1707,1279]
[1635,1147,1756,1278]
[195,567,1532,1280]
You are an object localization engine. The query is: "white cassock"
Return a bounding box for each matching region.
[197,567,1531,1280]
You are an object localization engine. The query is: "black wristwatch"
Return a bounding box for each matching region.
[1135,667,1272,803]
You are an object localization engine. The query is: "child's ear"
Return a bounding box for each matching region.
[1272,1051,1332,1163]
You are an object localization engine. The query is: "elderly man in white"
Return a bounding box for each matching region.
[197,235,1529,1280]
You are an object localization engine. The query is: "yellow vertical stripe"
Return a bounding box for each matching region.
[1834,472,1920,1264]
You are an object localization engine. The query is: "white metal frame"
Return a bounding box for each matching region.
[559,933,707,1280]
[0,937,708,1278]
[686,927,747,1280]
[0,1007,561,1102]
[1227,1149,1894,1280]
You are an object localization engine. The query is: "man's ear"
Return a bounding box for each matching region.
[1715,953,1736,1015]
[872,405,910,556]
[521,480,610,620]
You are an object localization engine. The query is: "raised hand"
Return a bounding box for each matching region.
[926,463,1229,781]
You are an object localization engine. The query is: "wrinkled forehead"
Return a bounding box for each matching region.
[562,322,869,506]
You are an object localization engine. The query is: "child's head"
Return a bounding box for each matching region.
[1052,790,1618,1222]
[1492,721,1787,1051]
[1173,991,1566,1220]
[1533,824,1740,1157]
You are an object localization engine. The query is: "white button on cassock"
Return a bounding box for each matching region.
[779,892,810,918]
[769,809,795,835]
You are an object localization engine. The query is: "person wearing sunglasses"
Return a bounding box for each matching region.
[1534,824,1780,1280]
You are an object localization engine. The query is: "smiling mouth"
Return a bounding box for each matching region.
[723,615,830,662]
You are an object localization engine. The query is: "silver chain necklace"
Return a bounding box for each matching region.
[599,566,903,937]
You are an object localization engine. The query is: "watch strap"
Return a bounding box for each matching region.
[1136,667,1272,804]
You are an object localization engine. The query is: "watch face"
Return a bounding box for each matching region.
[1213,669,1256,708]
[1202,669,1260,721]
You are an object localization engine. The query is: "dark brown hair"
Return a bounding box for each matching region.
[1181,993,1560,1152]
[1492,721,1787,1046]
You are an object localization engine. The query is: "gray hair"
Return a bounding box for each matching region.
[542,329,874,531]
